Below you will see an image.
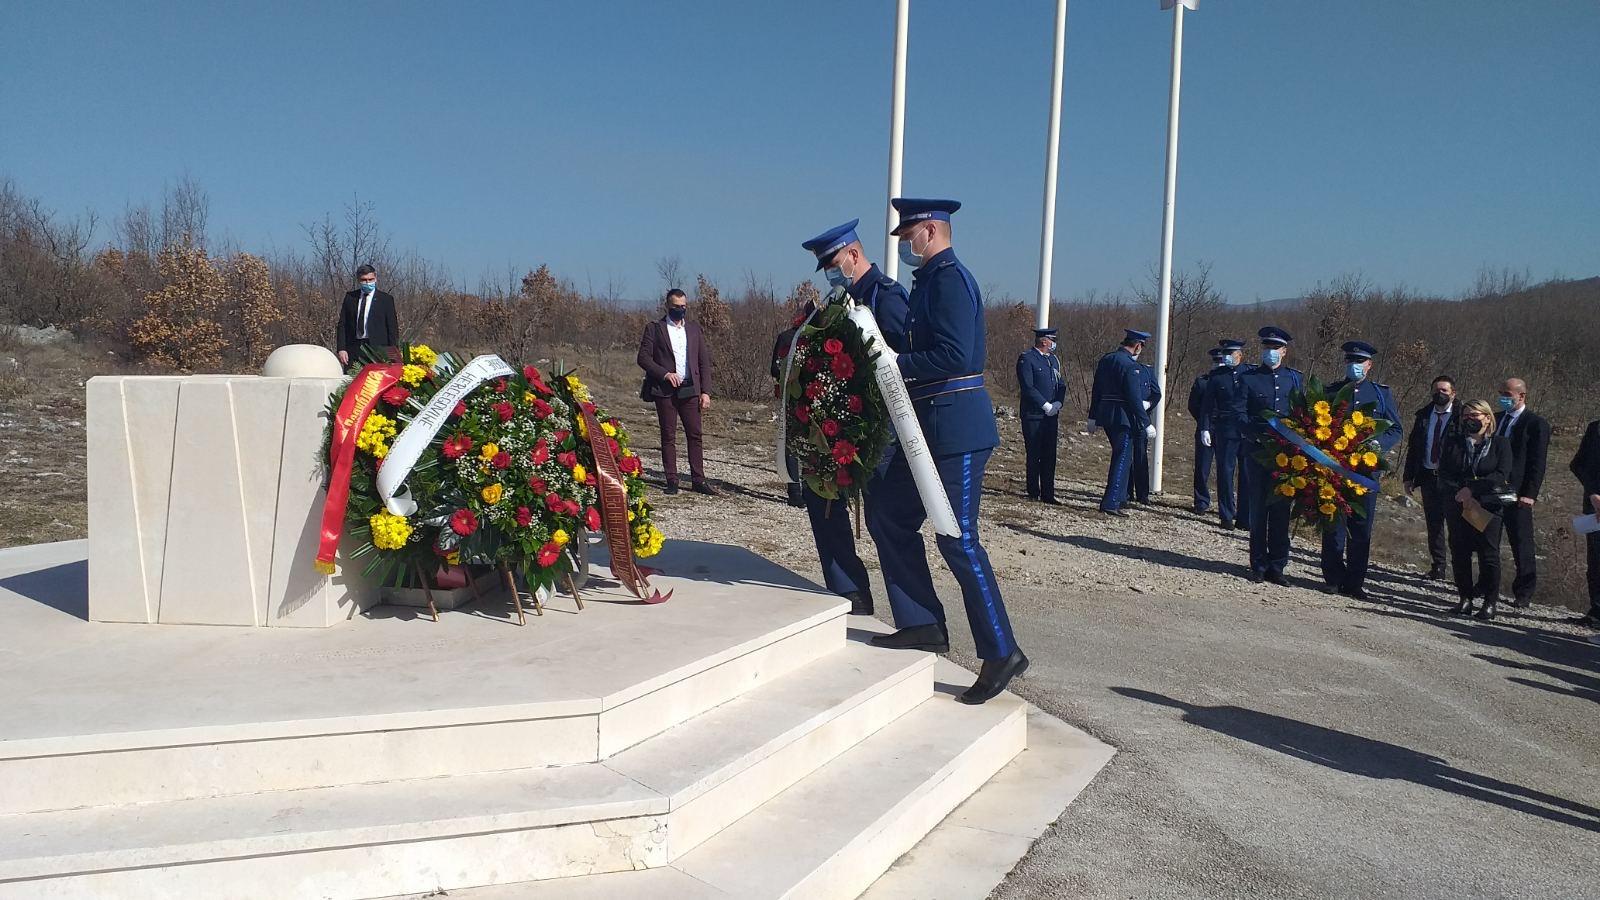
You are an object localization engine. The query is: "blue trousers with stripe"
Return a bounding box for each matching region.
[1215,432,1250,525]
[1193,430,1214,511]
[866,447,1017,660]
[804,485,868,597]
[1100,425,1133,512]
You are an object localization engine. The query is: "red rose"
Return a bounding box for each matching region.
[494,401,514,422]
[795,405,811,424]
[836,468,853,487]
[491,451,511,470]
[529,476,548,494]
[823,338,844,355]
[830,354,855,379]
[545,492,564,512]
[382,385,410,406]
[618,455,642,475]
[442,434,473,459]
[822,419,841,438]
[805,357,823,374]
[451,400,467,418]
[532,398,553,419]
[553,429,571,444]
[524,366,553,395]
[846,395,863,414]
[515,505,533,527]
[586,506,602,531]
[564,499,581,516]
[449,508,478,536]
[557,451,578,468]
[805,381,825,400]
[493,378,508,394]
[530,439,550,464]
[537,541,561,567]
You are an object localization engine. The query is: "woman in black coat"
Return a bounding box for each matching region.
[1437,399,1515,620]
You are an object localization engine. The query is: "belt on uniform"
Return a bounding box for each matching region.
[907,373,985,402]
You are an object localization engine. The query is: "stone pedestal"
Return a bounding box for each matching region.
[86,374,375,627]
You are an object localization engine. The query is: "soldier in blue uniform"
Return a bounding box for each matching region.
[1088,329,1153,516]
[1126,359,1163,505]
[1319,340,1403,600]
[793,219,912,618]
[1017,327,1066,504]
[1188,347,1229,513]
[865,198,1027,705]
[1200,339,1251,530]
[1240,327,1304,583]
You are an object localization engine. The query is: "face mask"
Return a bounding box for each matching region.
[1464,418,1484,435]
[1263,348,1282,367]
[1433,391,1451,407]
[1042,341,1056,355]
[1347,362,1366,382]
[898,240,921,269]
[1496,395,1515,411]
[359,281,376,294]
[1215,358,1230,368]
[824,267,849,289]
[668,306,687,322]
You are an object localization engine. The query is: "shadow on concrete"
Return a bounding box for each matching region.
[1006,526,1245,580]
[0,560,87,620]
[1113,686,1600,834]
[1472,654,1600,705]
[1353,605,1599,674]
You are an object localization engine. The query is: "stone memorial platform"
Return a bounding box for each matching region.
[0,537,1112,899]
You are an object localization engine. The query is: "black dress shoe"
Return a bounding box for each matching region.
[1474,600,1498,622]
[664,481,680,495]
[1219,518,1235,530]
[1449,597,1473,616]
[1100,508,1130,518]
[1509,597,1530,609]
[1249,570,1266,584]
[1339,585,1370,602]
[869,624,950,653]
[786,485,805,508]
[1565,615,1600,628]
[956,649,1030,705]
[1264,570,1288,587]
[843,591,874,616]
[1040,497,1062,506]
[1426,566,1447,581]
[691,481,724,497]
[1026,493,1040,501]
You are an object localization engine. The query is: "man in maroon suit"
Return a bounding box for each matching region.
[637,289,720,495]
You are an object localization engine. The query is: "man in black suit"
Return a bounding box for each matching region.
[1568,418,1600,628]
[1494,377,1550,607]
[1403,375,1461,580]
[335,264,400,366]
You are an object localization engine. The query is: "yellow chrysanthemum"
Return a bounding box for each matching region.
[576,415,589,438]
[552,528,570,546]
[627,510,636,522]
[1275,453,1290,468]
[369,511,412,550]
[1351,411,1366,426]
[407,344,438,366]
[1277,482,1297,497]
[1362,451,1379,468]
[402,364,428,387]
[1291,456,1308,471]
[1343,424,1357,440]
[1352,484,1368,496]
[481,483,504,505]
[1314,400,1331,415]
[524,390,537,404]
[1292,476,1309,490]
[572,463,588,483]
[1315,426,1332,441]
[601,422,617,438]
[1319,503,1337,516]
[356,413,397,458]
[1334,437,1349,451]
[480,442,499,461]
[1316,414,1333,428]
[1320,484,1337,500]
[565,373,591,403]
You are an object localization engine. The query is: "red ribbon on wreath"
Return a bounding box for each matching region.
[315,363,404,574]
[577,404,670,603]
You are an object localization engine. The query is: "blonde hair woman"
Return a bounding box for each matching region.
[1438,399,1515,620]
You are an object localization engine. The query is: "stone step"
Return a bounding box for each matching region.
[426,689,1028,900]
[0,600,845,816]
[0,640,934,899]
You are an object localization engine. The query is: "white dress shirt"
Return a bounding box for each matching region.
[667,320,689,382]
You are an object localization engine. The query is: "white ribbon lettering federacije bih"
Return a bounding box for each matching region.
[846,302,961,538]
[378,354,516,516]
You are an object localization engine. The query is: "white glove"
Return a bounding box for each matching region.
[1143,400,1153,411]
[1201,430,1212,448]
[1086,418,1098,433]
[1146,424,1158,439]
[1043,402,1059,416]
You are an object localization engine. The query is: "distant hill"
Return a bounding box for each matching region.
[1233,296,1305,310]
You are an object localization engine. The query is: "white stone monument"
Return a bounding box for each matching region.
[86,346,375,627]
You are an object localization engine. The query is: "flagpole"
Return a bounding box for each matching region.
[884,0,909,280]
[1035,0,1068,329]
[1151,0,1186,494]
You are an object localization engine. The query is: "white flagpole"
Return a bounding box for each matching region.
[884,0,909,281]
[1151,0,1187,494]
[1035,0,1068,329]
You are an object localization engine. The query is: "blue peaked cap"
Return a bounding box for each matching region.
[1218,339,1245,352]
[801,219,861,271]
[1342,340,1377,360]
[1258,326,1293,346]
[1123,329,1151,344]
[890,198,961,234]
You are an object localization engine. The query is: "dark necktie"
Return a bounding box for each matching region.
[1429,411,1447,466]
[1499,414,1512,437]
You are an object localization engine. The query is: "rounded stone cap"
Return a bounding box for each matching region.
[261,345,344,378]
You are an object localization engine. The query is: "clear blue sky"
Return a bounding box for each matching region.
[3,1,1595,304]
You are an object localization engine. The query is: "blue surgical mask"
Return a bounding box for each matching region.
[1263,348,1282,367]
[824,267,849,289]
[898,240,921,269]
[1347,361,1366,382]
[1496,395,1515,411]
[359,281,376,294]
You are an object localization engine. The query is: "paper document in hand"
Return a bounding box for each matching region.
[1572,514,1600,536]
